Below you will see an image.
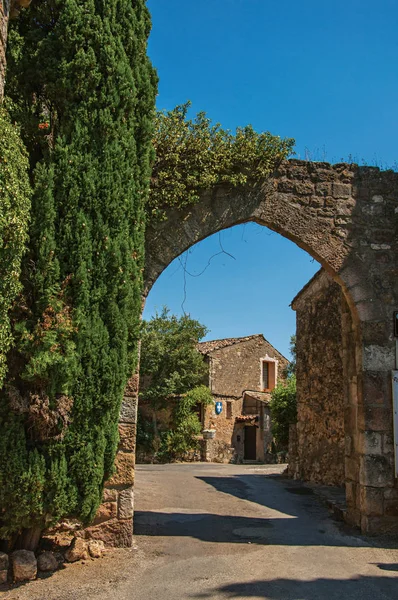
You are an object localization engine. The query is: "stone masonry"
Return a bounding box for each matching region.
[290,269,345,486]
[92,159,398,542]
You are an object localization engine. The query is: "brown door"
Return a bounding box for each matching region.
[244,426,256,460]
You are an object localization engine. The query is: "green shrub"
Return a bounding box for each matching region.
[270,375,297,450]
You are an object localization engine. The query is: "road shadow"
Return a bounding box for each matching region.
[196,474,306,517]
[134,510,370,548]
[194,575,398,599]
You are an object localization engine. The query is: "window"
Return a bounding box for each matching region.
[226,401,232,419]
[262,360,276,391]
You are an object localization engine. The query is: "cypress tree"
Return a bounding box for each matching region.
[0,0,157,543]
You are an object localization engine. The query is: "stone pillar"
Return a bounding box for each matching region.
[85,372,138,547]
[341,168,398,534]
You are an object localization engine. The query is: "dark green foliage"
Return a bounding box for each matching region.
[0,106,31,388]
[140,308,209,409]
[0,0,157,538]
[139,309,212,460]
[149,102,295,220]
[269,375,297,450]
[163,385,213,460]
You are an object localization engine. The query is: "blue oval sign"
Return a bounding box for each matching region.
[215,401,223,415]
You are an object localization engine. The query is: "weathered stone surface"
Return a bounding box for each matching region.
[290,271,345,486]
[359,455,394,488]
[65,538,89,563]
[11,550,37,582]
[92,501,117,525]
[85,518,133,548]
[107,452,135,486]
[118,423,136,452]
[37,551,58,572]
[0,552,8,571]
[118,488,134,520]
[119,396,137,424]
[359,486,384,516]
[0,570,7,584]
[103,488,118,502]
[88,540,105,558]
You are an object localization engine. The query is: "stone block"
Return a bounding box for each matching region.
[103,488,118,502]
[332,183,351,198]
[92,501,117,525]
[345,481,357,508]
[345,435,352,456]
[345,456,359,482]
[118,488,134,520]
[118,423,136,452]
[88,540,105,558]
[359,454,394,488]
[382,434,394,455]
[85,518,133,548]
[361,515,398,535]
[359,486,384,516]
[363,345,395,372]
[345,507,361,528]
[358,406,392,432]
[384,498,398,517]
[0,552,8,571]
[65,538,89,562]
[357,431,382,455]
[124,374,139,398]
[11,550,37,582]
[37,551,58,572]
[0,570,7,584]
[362,371,387,404]
[119,397,137,424]
[315,182,332,196]
[107,451,135,486]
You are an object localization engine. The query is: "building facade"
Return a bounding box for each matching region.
[198,334,289,463]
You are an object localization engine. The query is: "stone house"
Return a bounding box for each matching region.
[198,334,289,463]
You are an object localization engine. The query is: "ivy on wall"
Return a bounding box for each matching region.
[149,102,294,220]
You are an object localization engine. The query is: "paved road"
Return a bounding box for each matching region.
[3,463,397,600]
[130,463,398,600]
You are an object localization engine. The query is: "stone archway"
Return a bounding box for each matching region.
[94,159,398,545]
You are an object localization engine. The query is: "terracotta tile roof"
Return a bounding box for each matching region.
[235,414,259,422]
[197,334,264,355]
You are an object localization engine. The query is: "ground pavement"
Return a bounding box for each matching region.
[2,463,398,599]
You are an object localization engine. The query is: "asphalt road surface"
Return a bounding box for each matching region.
[130,463,398,600]
[3,463,398,600]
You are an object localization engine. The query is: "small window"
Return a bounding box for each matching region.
[226,401,232,419]
[262,361,276,391]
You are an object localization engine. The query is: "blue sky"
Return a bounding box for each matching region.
[144,0,398,357]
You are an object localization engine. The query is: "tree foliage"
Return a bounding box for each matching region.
[139,309,212,460]
[269,374,297,450]
[0,0,156,539]
[0,106,31,388]
[149,102,294,219]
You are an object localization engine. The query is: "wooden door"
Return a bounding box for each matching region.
[244,426,257,460]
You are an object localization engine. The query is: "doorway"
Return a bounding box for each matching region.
[244,426,257,460]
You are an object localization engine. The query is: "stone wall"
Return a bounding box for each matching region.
[290,270,345,486]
